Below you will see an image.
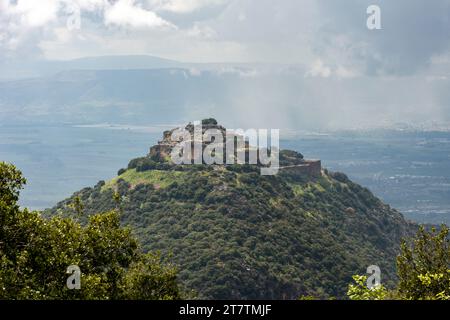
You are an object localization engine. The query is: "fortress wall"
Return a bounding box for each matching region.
[279,160,322,178]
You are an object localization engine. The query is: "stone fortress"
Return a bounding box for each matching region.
[149,119,322,177]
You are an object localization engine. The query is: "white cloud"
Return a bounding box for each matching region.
[306,59,331,78]
[52,27,73,43]
[71,0,106,11]
[0,0,174,52]
[104,0,175,29]
[335,66,357,79]
[2,0,60,27]
[2,0,450,80]
[186,24,217,39]
[149,0,229,13]
[237,12,246,22]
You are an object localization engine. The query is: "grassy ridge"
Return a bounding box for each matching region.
[102,169,187,191]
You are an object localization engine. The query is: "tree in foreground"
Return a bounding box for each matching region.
[396,226,450,300]
[348,225,450,300]
[0,162,181,300]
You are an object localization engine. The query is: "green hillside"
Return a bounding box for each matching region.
[47,120,417,299]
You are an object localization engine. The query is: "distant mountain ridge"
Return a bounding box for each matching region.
[0,55,267,81]
[0,55,183,80]
[0,68,224,125]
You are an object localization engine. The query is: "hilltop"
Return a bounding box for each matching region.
[46,119,417,299]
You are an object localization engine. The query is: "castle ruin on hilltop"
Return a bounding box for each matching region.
[149,119,322,177]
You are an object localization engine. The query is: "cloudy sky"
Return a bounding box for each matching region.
[1,0,449,70]
[1,0,450,129]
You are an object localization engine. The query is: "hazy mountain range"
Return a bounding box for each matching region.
[2,55,450,131]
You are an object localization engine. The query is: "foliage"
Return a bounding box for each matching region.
[347,275,388,300]
[48,155,416,299]
[279,150,304,166]
[348,226,450,300]
[397,225,450,300]
[201,118,218,126]
[0,162,181,300]
[0,161,26,207]
[121,252,180,300]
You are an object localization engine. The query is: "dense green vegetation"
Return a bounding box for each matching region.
[348,225,450,300]
[0,162,181,300]
[4,136,448,300]
[48,146,417,299]
[7,118,443,300]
